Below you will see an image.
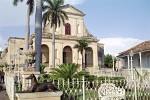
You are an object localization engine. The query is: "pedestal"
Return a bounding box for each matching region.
[20,71,40,91]
[16,91,63,100]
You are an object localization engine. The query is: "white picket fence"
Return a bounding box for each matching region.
[4,70,150,100]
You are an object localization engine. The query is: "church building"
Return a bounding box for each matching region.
[1,4,104,72]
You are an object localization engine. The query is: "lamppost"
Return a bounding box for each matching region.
[112,55,115,72]
[129,50,137,100]
[129,50,134,80]
[17,48,22,91]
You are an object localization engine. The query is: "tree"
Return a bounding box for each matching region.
[42,0,68,68]
[13,0,34,50]
[35,0,43,71]
[104,54,116,68]
[13,0,34,68]
[74,38,91,70]
[50,63,80,81]
[25,0,34,50]
[13,0,43,71]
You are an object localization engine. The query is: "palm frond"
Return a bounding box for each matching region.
[61,10,68,20]
[27,0,34,15]
[42,11,51,27]
[13,0,23,6]
[42,5,50,12]
[43,0,52,7]
[13,0,19,6]
[42,0,68,28]
[50,63,80,80]
[74,38,90,55]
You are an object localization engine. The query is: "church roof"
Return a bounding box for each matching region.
[118,41,150,57]
[8,37,24,42]
[60,4,85,16]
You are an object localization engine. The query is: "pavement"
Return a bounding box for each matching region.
[0,83,9,100]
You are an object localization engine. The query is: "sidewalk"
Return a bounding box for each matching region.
[0,83,9,100]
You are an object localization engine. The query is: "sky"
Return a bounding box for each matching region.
[0,0,150,55]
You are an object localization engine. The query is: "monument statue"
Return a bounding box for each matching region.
[18,74,59,92]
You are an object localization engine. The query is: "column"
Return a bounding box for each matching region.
[127,55,130,69]
[139,52,142,75]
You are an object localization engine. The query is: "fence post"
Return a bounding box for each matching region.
[12,77,15,100]
[134,81,137,100]
[133,69,137,100]
[82,75,85,100]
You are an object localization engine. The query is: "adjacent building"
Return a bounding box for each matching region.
[117,41,150,70]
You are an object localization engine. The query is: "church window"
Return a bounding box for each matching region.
[63,46,72,63]
[65,23,71,35]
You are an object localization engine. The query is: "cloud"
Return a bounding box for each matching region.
[100,37,143,56]
[64,0,85,5]
[0,35,7,51]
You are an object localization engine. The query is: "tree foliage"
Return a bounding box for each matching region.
[42,0,68,68]
[104,54,116,68]
[74,38,91,54]
[50,63,90,81]
[50,63,80,80]
[74,38,91,70]
[13,0,34,15]
[40,64,46,74]
[42,0,68,28]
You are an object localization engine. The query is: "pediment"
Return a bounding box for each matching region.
[61,4,85,16]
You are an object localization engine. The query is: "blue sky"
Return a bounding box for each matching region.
[0,0,150,55]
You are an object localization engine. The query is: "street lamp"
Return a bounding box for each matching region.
[129,50,134,80]
[17,48,22,91]
[129,50,137,100]
[112,55,115,72]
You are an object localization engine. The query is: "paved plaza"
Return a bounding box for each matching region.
[0,83,9,100]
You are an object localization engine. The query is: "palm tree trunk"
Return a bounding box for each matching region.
[35,0,42,71]
[25,5,30,68]
[52,25,56,68]
[82,49,85,70]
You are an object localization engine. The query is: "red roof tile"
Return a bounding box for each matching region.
[118,41,150,57]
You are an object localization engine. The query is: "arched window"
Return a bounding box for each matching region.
[65,23,71,35]
[63,46,72,63]
[41,45,49,64]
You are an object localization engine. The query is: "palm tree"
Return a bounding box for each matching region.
[35,0,43,71]
[13,0,34,68]
[74,38,91,70]
[42,0,68,68]
[50,63,80,81]
[13,0,43,71]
